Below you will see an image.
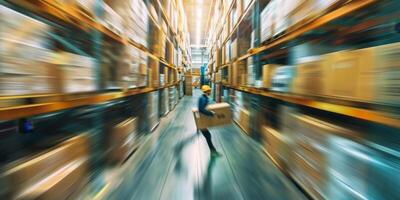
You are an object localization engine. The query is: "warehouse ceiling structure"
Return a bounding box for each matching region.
[183,0,215,47]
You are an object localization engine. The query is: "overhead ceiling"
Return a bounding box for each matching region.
[183,0,215,47]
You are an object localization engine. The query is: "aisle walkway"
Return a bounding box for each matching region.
[107,91,305,200]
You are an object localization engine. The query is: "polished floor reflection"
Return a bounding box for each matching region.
[107,92,305,200]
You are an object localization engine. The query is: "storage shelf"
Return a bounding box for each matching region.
[220,0,255,47]
[211,0,237,49]
[216,0,376,70]
[156,0,191,64]
[0,83,180,120]
[6,0,179,70]
[224,84,400,129]
[157,0,178,37]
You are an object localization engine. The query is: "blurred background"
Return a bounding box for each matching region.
[0,0,400,199]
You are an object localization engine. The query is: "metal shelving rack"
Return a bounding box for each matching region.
[206,0,400,130]
[0,0,190,120]
[207,1,400,199]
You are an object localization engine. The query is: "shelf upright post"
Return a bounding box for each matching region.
[87,0,106,183]
[250,0,262,137]
[93,0,105,91]
[252,0,261,81]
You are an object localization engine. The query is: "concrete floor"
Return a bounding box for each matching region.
[106,90,305,200]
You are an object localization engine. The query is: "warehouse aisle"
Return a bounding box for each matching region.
[107,90,305,200]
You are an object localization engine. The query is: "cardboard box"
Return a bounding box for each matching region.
[374,42,400,105]
[193,103,232,129]
[274,0,290,36]
[222,46,226,64]
[16,158,88,200]
[262,126,289,168]
[292,152,325,198]
[149,59,159,87]
[262,64,280,88]
[215,71,222,82]
[237,107,250,134]
[1,135,89,198]
[110,118,137,142]
[293,56,328,95]
[260,1,276,42]
[185,88,192,96]
[288,0,315,26]
[232,61,246,86]
[324,48,375,101]
[231,39,238,59]
[271,65,296,92]
[225,41,231,62]
[0,5,49,46]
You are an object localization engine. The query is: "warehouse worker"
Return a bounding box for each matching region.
[198,85,221,157]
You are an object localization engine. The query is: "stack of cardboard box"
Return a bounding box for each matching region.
[225,41,231,63]
[184,75,192,95]
[101,4,124,35]
[0,6,56,96]
[0,135,89,199]
[216,48,222,67]
[215,83,222,102]
[160,88,169,116]
[237,38,251,57]
[160,74,166,86]
[108,117,138,164]
[125,46,148,88]
[262,125,289,168]
[237,107,251,134]
[261,0,278,40]
[148,23,163,57]
[166,41,175,64]
[270,65,296,92]
[1,40,57,95]
[291,42,400,106]
[168,86,178,110]
[231,39,238,60]
[262,64,280,89]
[148,59,160,88]
[289,114,333,199]
[261,0,341,40]
[107,0,149,48]
[100,41,127,89]
[53,52,96,93]
[292,56,326,96]
[215,71,222,83]
[247,57,255,86]
[147,91,159,131]
[374,42,400,106]
[288,0,341,28]
[74,0,96,16]
[232,61,247,86]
